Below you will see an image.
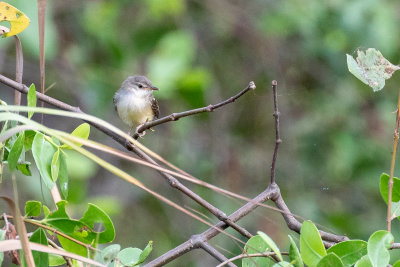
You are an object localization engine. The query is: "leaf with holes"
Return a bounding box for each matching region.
[25,200,41,217]
[0,2,30,37]
[347,48,400,92]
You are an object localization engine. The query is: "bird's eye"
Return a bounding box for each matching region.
[138,84,143,88]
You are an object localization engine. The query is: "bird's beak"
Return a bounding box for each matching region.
[150,85,159,91]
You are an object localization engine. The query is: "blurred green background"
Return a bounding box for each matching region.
[1,0,400,265]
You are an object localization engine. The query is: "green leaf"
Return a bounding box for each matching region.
[257,231,283,261]
[30,228,49,267]
[118,247,142,266]
[355,255,372,267]
[32,132,56,190]
[317,253,344,267]
[0,229,5,265]
[327,240,367,267]
[393,260,400,267]
[138,241,153,265]
[44,201,115,257]
[346,48,400,92]
[51,149,60,182]
[60,123,90,149]
[300,220,326,267]
[379,173,400,204]
[79,203,115,243]
[42,205,50,217]
[242,235,273,267]
[288,235,303,267]
[24,130,36,151]
[271,262,292,267]
[25,200,42,217]
[367,230,393,267]
[58,151,68,199]
[48,254,66,266]
[101,244,121,264]
[27,84,37,119]
[8,132,25,171]
[17,161,31,176]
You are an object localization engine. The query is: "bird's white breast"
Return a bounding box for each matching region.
[117,91,154,128]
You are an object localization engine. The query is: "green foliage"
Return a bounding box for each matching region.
[317,253,344,267]
[367,230,393,267]
[60,123,90,149]
[7,131,24,171]
[32,132,57,189]
[347,48,400,92]
[25,200,42,217]
[300,221,326,266]
[288,235,303,267]
[327,240,367,267]
[27,83,36,119]
[242,235,273,267]
[30,228,49,267]
[257,231,283,261]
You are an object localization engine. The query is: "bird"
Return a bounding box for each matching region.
[113,75,160,137]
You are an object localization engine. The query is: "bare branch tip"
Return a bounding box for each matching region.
[272,80,277,86]
[249,81,256,90]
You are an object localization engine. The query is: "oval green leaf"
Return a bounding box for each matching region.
[58,151,68,199]
[138,241,153,264]
[367,230,393,267]
[118,247,142,266]
[242,235,273,267]
[327,240,367,267]
[355,255,372,267]
[257,231,283,261]
[8,132,24,171]
[288,235,303,267]
[51,149,60,182]
[317,253,344,267]
[32,132,56,190]
[101,244,120,264]
[379,173,400,204]
[300,220,326,267]
[60,123,90,149]
[27,84,37,119]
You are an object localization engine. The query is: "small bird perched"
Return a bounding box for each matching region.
[113,75,160,136]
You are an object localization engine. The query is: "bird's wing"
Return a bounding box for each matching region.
[151,97,160,119]
[113,92,119,112]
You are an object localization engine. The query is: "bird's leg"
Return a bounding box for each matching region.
[135,123,146,138]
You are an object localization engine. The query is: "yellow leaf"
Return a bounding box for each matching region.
[0,2,30,37]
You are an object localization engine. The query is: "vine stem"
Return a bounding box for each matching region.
[387,88,400,232]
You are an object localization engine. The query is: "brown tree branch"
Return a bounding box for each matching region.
[133,81,256,139]
[1,74,349,266]
[0,74,253,239]
[270,80,281,184]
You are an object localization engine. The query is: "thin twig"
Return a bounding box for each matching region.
[0,74,253,238]
[387,89,400,232]
[133,81,256,139]
[270,80,281,185]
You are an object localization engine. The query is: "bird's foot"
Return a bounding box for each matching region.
[135,124,146,138]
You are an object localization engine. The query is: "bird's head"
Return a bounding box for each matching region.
[121,75,159,95]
